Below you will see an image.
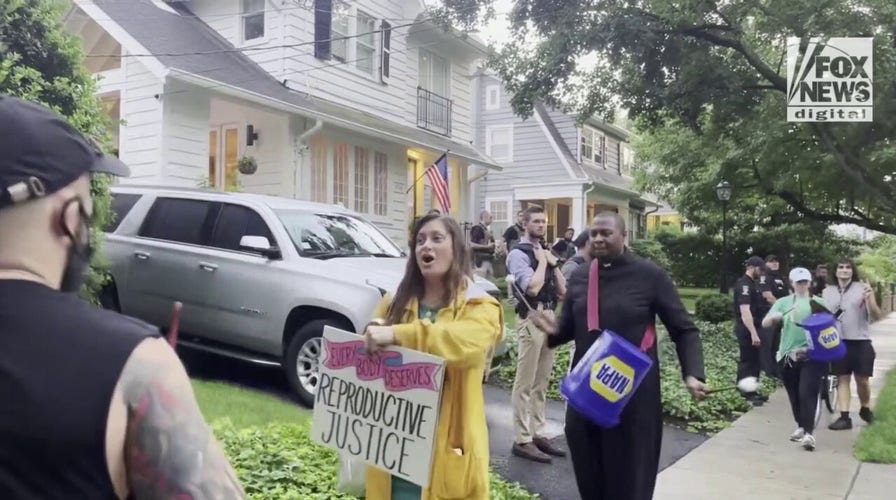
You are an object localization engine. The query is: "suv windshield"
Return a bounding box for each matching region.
[274,209,405,259]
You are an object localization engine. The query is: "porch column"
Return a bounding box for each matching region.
[572,193,584,232]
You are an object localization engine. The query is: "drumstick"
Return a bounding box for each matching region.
[166,301,183,348]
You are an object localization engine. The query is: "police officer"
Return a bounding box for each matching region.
[758,255,789,378]
[506,205,567,463]
[733,256,768,405]
[0,97,245,498]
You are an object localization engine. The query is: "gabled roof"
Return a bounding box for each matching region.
[533,103,655,205]
[77,0,502,169]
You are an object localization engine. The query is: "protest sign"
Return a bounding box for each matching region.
[311,326,445,488]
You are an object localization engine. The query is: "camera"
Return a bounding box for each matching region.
[833,308,845,320]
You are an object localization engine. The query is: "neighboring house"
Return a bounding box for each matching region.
[646,203,687,233]
[470,69,657,244]
[63,0,502,244]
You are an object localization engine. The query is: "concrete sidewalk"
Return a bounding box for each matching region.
[655,313,896,500]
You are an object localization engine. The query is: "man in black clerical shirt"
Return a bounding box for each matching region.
[528,212,707,500]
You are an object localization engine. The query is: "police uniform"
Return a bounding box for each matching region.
[733,270,764,394]
[758,268,789,378]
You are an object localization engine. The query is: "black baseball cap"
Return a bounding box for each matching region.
[765,254,779,263]
[745,256,766,268]
[0,96,130,211]
[573,231,590,248]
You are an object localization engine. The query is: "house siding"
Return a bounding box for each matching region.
[473,73,576,213]
[162,85,210,185]
[118,56,164,182]
[187,0,284,79]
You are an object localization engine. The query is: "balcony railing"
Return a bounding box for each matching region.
[416,87,452,136]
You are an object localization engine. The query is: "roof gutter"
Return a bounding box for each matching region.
[166,69,503,171]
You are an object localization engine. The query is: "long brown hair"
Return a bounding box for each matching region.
[385,214,472,324]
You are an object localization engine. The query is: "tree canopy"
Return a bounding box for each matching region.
[438,0,896,234]
[0,0,115,299]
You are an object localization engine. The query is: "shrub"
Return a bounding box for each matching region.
[630,238,671,269]
[492,319,779,434]
[211,418,539,499]
[694,293,731,323]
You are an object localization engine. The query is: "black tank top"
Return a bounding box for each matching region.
[0,279,160,499]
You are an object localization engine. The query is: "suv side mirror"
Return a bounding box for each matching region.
[239,235,282,259]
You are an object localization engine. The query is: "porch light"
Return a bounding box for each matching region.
[247,124,259,146]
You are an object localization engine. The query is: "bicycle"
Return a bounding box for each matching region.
[814,362,839,429]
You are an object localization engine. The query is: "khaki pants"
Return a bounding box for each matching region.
[511,310,556,444]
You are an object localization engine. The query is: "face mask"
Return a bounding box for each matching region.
[59,197,93,294]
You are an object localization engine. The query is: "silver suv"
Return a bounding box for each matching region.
[99,185,501,406]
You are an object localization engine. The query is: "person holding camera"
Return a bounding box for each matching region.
[822,259,883,430]
[506,206,567,463]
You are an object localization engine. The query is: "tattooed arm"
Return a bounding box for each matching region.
[118,337,246,499]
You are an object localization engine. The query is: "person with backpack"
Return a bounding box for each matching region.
[561,231,590,280]
[469,210,496,279]
[506,205,568,463]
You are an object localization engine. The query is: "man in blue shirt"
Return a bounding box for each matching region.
[506,205,568,463]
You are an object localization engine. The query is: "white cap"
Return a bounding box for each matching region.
[789,267,812,283]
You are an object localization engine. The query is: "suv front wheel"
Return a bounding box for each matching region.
[285,319,344,407]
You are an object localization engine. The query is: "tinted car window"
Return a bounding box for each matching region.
[210,204,274,252]
[103,192,141,232]
[139,198,215,245]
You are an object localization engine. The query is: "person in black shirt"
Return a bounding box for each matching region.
[551,227,577,261]
[733,256,768,405]
[0,97,245,499]
[529,212,707,500]
[501,210,525,252]
[469,210,496,278]
[812,264,828,296]
[758,255,789,378]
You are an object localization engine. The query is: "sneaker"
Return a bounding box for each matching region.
[801,433,816,451]
[859,407,874,424]
[828,416,853,431]
[790,427,806,442]
[533,436,567,457]
[512,442,552,463]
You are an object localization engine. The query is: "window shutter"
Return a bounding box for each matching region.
[314,0,332,60]
[380,20,392,82]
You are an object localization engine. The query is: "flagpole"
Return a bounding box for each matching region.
[404,150,449,194]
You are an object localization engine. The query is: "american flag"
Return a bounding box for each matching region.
[425,153,451,212]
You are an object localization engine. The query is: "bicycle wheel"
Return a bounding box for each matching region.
[824,375,838,413]
[814,385,824,429]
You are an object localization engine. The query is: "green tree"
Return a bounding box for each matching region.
[437,0,896,235]
[0,0,115,301]
[857,235,896,284]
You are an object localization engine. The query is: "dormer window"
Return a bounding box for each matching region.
[580,126,605,166]
[241,0,265,42]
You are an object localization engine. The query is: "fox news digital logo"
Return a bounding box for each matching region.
[786,37,873,122]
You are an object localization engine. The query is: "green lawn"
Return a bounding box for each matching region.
[192,378,539,498]
[678,287,716,313]
[854,368,896,463]
[193,379,308,427]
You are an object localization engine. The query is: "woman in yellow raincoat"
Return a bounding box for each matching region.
[363,213,504,500]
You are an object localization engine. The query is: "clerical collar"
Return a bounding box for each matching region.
[598,249,632,268]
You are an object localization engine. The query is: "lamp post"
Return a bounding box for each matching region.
[716,181,733,293]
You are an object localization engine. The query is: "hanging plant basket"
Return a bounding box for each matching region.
[238,155,258,175]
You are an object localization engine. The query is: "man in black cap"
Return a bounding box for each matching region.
[0,97,245,498]
[732,256,768,404]
[758,255,789,378]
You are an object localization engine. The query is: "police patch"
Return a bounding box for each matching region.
[742,285,750,295]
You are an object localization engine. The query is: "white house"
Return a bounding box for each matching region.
[470,68,657,242]
[64,0,503,244]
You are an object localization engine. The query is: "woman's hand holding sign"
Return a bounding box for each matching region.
[364,319,395,354]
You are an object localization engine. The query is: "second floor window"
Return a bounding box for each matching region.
[486,125,513,162]
[355,12,376,74]
[419,49,450,97]
[331,1,350,61]
[241,0,265,42]
[620,143,634,176]
[581,127,605,166]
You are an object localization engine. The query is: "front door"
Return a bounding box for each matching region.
[209,125,240,191]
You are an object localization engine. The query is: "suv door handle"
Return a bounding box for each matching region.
[198,262,218,272]
[134,251,150,260]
